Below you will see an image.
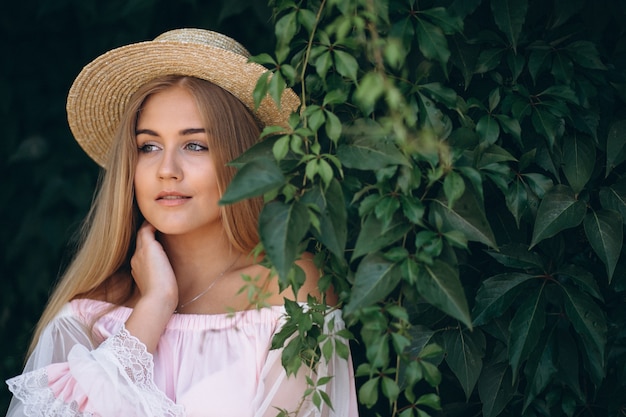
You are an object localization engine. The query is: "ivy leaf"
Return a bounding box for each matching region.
[337,138,410,170]
[417,260,472,329]
[476,114,501,145]
[431,188,498,249]
[352,214,411,261]
[478,361,518,417]
[557,264,603,301]
[530,185,586,248]
[358,377,380,409]
[475,48,506,74]
[583,209,623,283]
[605,120,626,177]
[599,179,626,223]
[522,331,557,412]
[415,17,451,69]
[561,284,607,385]
[275,11,298,46]
[485,243,544,270]
[564,40,607,70]
[472,273,535,326]
[443,170,465,209]
[301,180,347,259]
[344,253,402,315]
[562,133,596,193]
[259,201,310,283]
[531,108,563,148]
[508,284,547,381]
[505,176,529,227]
[220,158,286,205]
[333,50,358,82]
[420,7,464,34]
[490,0,528,53]
[442,328,486,400]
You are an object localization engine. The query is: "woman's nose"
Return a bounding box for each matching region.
[157,149,183,180]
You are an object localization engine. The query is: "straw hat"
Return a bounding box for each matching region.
[67,28,299,167]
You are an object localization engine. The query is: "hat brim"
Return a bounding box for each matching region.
[67,40,299,167]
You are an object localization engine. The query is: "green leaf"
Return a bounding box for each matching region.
[561,284,607,385]
[416,392,442,410]
[478,361,517,417]
[275,11,298,46]
[420,7,464,34]
[337,138,410,170]
[472,273,535,326]
[381,376,400,402]
[522,332,557,412]
[420,82,458,108]
[301,180,347,259]
[476,114,501,145]
[442,328,485,400]
[431,189,498,249]
[508,284,547,381]
[531,108,563,148]
[605,120,626,177]
[443,171,465,209]
[359,377,380,408]
[220,158,286,205]
[354,71,385,115]
[253,71,271,110]
[324,110,342,143]
[352,214,411,261]
[557,264,603,301]
[344,253,402,315]
[494,114,522,143]
[475,48,506,74]
[505,177,529,227]
[562,133,596,193]
[490,0,528,52]
[486,243,544,270]
[333,50,358,82]
[564,40,607,70]
[599,179,626,223]
[415,17,451,68]
[530,185,586,248]
[259,201,310,282]
[417,260,472,329]
[583,209,623,282]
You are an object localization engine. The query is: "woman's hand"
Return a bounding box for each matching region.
[125,221,178,353]
[130,221,178,306]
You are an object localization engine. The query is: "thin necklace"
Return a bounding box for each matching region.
[174,254,241,313]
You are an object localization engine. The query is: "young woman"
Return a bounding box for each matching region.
[5,29,357,417]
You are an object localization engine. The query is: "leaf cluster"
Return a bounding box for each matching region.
[222,0,626,416]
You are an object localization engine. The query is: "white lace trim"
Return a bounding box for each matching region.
[7,368,94,417]
[7,327,184,417]
[99,326,185,416]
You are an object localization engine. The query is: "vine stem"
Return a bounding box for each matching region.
[299,0,327,121]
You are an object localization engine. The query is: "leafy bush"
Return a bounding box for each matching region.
[222,0,626,416]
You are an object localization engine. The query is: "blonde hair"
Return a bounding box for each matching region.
[28,76,263,355]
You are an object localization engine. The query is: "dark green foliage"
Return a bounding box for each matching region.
[231,0,625,415]
[3,0,626,416]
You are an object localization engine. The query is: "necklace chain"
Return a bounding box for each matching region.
[174,254,241,313]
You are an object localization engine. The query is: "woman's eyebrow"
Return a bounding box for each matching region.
[135,128,206,136]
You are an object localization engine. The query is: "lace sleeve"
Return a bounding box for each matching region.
[6,314,184,417]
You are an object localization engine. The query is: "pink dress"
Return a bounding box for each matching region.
[6,299,358,417]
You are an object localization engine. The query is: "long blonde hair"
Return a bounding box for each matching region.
[29,76,263,354]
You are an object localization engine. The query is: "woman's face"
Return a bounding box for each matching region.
[134,85,221,237]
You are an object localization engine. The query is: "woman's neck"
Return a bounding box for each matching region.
[158,230,244,297]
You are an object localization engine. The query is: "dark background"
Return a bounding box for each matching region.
[0,0,277,411]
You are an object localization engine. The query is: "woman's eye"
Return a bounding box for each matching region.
[185,142,208,152]
[138,143,159,153]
